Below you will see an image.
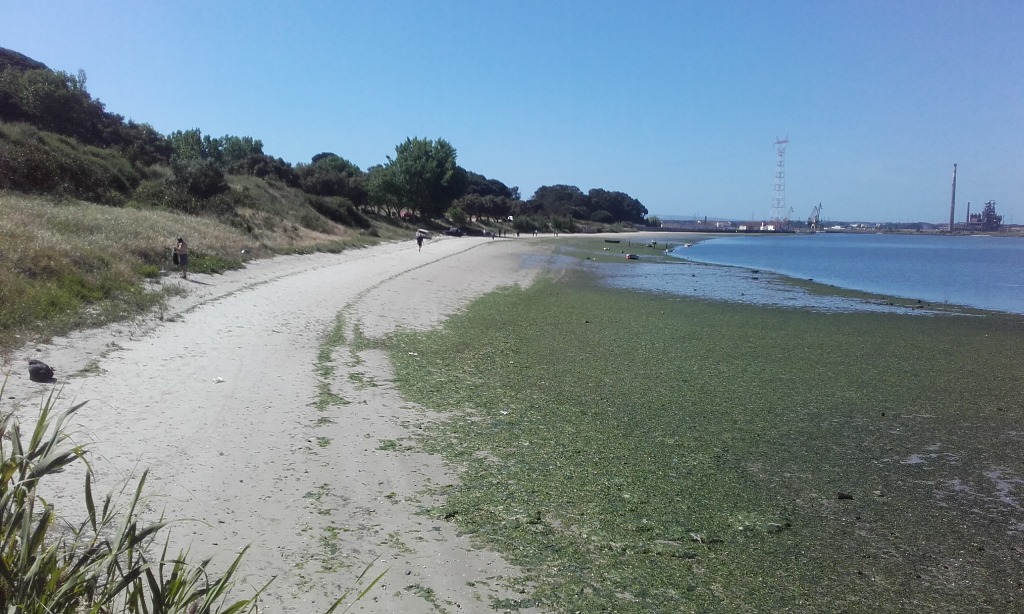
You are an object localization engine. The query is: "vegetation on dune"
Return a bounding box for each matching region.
[386,268,1024,612]
[0,44,659,613]
[0,46,656,233]
[0,45,655,354]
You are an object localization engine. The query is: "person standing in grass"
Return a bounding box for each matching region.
[173,237,190,279]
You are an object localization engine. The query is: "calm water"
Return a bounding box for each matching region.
[666,233,1024,315]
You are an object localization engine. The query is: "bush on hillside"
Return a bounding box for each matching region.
[228,152,300,186]
[550,215,577,233]
[171,158,229,200]
[0,123,140,204]
[512,215,545,234]
[130,176,242,219]
[0,66,106,144]
[307,195,373,230]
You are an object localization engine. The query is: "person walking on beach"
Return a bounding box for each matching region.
[415,229,427,252]
[173,237,190,278]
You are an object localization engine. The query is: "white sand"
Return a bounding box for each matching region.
[3,236,563,613]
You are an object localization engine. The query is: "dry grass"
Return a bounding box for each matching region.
[0,191,398,354]
[1,193,255,260]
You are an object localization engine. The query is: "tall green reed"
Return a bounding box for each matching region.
[0,381,384,613]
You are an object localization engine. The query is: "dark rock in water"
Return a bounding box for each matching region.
[837,492,854,500]
[28,359,55,383]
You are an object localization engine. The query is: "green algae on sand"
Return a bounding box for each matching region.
[387,269,1024,613]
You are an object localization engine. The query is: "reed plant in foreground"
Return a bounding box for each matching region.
[0,384,261,614]
[0,382,385,613]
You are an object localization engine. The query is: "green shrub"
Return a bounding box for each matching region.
[307,195,372,229]
[550,215,577,233]
[171,159,228,200]
[189,251,245,275]
[0,123,140,204]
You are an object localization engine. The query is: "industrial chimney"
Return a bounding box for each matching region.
[948,164,957,232]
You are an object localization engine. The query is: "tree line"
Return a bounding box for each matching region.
[0,47,651,231]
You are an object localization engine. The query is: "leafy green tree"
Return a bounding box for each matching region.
[171,158,228,200]
[202,134,224,165]
[296,152,367,205]
[451,194,482,222]
[366,163,401,217]
[530,184,587,218]
[465,171,515,199]
[511,198,540,219]
[374,137,466,219]
[168,128,203,162]
[445,204,469,226]
[587,188,648,223]
[115,120,171,166]
[229,153,298,186]
[0,55,167,167]
[0,67,106,144]
[483,195,513,222]
[221,135,263,166]
[168,130,265,171]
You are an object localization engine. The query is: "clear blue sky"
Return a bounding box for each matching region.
[4,0,1022,224]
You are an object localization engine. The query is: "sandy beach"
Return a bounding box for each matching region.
[3,235,561,613]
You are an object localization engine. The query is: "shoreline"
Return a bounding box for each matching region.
[5,230,1021,611]
[384,261,1024,612]
[2,236,564,612]
[656,232,1024,316]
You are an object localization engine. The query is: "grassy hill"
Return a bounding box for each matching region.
[0,180,409,357]
[0,45,640,357]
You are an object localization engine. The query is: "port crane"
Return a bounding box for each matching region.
[808,203,823,232]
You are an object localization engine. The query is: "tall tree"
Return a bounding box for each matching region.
[296,152,366,205]
[587,188,648,223]
[530,184,587,218]
[168,129,203,162]
[366,163,401,217]
[0,67,106,144]
[465,171,515,199]
[372,137,466,218]
[221,135,263,166]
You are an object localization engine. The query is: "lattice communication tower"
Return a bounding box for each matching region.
[769,137,789,227]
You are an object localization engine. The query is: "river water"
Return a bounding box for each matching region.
[597,233,1024,315]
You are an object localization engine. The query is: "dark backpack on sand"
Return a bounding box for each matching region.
[28,359,55,382]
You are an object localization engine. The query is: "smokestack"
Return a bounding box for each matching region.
[948,164,957,232]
